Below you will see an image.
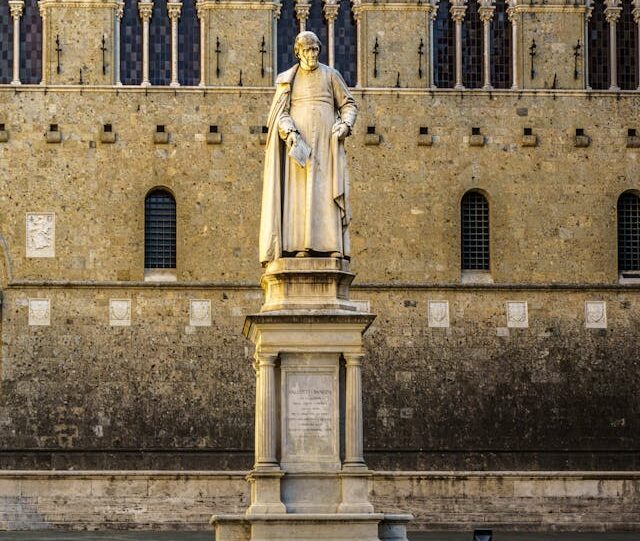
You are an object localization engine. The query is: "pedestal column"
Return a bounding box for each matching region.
[168,1,182,87]
[343,353,366,469]
[479,0,495,90]
[507,0,518,89]
[450,0,467,89]
[139,0,153,86]
[604,0,621,91]
[8,0,23,85]
[255,353,279,470]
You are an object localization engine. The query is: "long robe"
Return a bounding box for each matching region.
[259,63,357,264]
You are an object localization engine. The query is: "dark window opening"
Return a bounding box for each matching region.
[145,189,176,269]
[461,191,490,271]
[618,192,640,273]
[434,0,455,88]
[121,0,142,85]
[462,0,483,88]
[588,0,609,89]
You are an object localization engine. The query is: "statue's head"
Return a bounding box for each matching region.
[294,31,322,71]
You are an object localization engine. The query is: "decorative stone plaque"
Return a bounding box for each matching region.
[506,301,528,328]
[26,213,55,258]
[428,300,449,328]
[28,299,50,326]
[283,372,336,462]
[585,301,607,329]
[190,299,211,326]
[109,299,131,326]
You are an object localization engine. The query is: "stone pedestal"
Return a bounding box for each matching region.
[211,258,412,541]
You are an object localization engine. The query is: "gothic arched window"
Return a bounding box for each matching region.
[461,190,490,271]
[618,191,640,276]
[617,0,638,90]
[145,189,176,269]
[491,0,511,88]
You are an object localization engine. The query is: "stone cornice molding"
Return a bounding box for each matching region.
[511,3,587,13]
[195,0,279,10]
[138,0,153,20]
[38,0,122,8]
[8,0,24,18]
[352,1,435,12]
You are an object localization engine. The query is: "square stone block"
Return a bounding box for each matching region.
[109,299,131,326]
[190,299,212,326]
[428,300,449,328]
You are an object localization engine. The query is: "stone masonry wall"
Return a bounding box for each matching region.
[0,471,639,531]
[0,87,638,470]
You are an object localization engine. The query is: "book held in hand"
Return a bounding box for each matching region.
[289,136,312,167]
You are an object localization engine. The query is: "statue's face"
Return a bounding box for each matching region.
[298,42,320,71]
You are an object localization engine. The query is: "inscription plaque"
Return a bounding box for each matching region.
[284,373,335,460]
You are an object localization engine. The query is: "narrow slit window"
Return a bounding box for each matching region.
[145,189,176,269]
[461,191,490,271]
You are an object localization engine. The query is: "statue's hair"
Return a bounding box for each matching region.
[293,31,322,59]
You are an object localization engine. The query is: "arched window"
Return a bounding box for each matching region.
[461,191,490,271]
[618,191,640,276]
[145,189,176,269]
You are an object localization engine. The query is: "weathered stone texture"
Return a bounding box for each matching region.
[0,87,639,470]
[0,472,638,531]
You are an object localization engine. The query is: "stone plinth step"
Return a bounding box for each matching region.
[211,512,413,541]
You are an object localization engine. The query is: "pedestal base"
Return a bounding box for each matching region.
[211,513,413,541]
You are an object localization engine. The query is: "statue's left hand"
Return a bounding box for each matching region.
[331,122,350,141]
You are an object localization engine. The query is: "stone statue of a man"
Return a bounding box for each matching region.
[259,31,358,264]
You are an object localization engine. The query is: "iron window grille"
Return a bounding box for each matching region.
[461,191,490,271]
[145,189,176,269]
[618,192,640,274]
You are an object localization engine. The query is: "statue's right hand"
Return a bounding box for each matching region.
[287,131,300,147]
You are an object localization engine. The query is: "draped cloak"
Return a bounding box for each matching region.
[259,63,357,264]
